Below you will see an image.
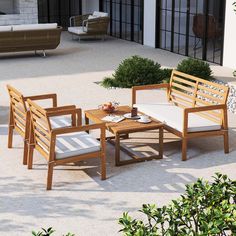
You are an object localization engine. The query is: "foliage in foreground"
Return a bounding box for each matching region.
[177,57,213,81]
[119,173,236,236]
[101,55,172,88]
[32,227,75,236]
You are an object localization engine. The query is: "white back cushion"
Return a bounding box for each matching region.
[88,15,98,20]
[93,11,108,17]
[12,23,58,31]
[0,25,12,32]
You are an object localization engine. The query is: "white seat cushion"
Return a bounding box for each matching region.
[0,25,12,32]
[93,11,108,17]
[135,103,221,133]
[68,26,87,35]
[55,131,100,159]
[12,23,58,31]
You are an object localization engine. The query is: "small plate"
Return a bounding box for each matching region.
[137,119,152,124]
[123,113,141,119]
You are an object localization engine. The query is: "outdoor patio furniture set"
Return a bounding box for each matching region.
[6,70,230,190]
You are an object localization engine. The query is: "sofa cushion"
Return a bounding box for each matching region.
[88,15,99,20]
[93,11,108,17]
[135,103,221,133]
[12,23,58,31]
[68,26,87,35]
[0,25,12,32]
[55,131,100,159]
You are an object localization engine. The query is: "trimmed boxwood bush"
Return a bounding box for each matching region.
[177,58,213,80]
[101,56,172,88]
[119,173,236,236]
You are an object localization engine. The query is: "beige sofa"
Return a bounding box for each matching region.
[0,23,62,56]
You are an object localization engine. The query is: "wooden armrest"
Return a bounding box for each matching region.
[183,104,228,134]
[132,83,170,105]
[47,108,82,126]
[24,93,57,107]
[45,105,76,112]
[184,104,226,114]
[51,123,106,136]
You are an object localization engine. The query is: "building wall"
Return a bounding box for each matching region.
[0,0,38,26]
[143,0,156,47]
[223,0,236,69]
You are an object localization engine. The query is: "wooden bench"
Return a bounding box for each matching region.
[132,70,230,161]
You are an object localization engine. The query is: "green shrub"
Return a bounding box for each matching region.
[119,173,236,235]
[177,58,213,80]
[32,228,75,236]
[101,56,172,88]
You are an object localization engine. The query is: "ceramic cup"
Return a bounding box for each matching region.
[139,115,150,122]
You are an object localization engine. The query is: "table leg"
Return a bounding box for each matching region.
[159,127,164,159]
[115,133,120,166]
[85,115,89,133]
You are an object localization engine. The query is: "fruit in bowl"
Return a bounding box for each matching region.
[99,102,119,113]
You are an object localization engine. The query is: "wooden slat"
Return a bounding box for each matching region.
[172,76,196,87]
[197,91,223,103]
[33,122,50,137]
[35,136,50,152]
[198,84,225,96]
[171,88,195,100]
[34,129,50,146]
[14,112,25,126]
[171,94,193,106]
[12,104,26,117]
[194,112,221,124]
[172,82,195,93]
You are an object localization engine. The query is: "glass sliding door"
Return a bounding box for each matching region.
[156,0,225,65]
[100,0,144,44]
[38,0,82,29]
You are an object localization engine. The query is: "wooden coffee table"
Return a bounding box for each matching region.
[84,106,164,166]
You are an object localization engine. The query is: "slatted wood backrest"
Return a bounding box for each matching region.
[7,85,27,137]
[27,99,51,159]
[169,70,229,124]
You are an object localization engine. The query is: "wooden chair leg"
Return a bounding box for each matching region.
[23,140,28,165]
[101,153,106,180]
[182,138,187,161]
[223,132,229,154]
[8,126,13,148]
[47,163,54,190]
[27,145,34,169]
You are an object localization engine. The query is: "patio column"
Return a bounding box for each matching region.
[223,0,236,68]
[143,0,156,47]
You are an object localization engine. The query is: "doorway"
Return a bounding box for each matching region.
[38,0,82,29]
[156,0,226,65]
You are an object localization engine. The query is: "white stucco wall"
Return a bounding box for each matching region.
[143,0,156,47]
[223,0,236,68]
[82,0,99,14]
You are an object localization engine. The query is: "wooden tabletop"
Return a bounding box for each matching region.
[84,106,163,134]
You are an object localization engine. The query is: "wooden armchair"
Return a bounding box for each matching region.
[7,85,57,165]
[27,99,106,190]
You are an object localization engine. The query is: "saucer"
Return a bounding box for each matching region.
[137,119,152,124]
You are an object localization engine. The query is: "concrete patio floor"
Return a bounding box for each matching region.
[0,32,236,236]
